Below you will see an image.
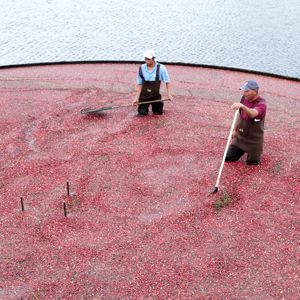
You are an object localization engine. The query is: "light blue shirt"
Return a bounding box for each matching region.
[137,62,170,84]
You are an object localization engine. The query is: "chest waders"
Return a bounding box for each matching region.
[232,98,265,159]
[138,64,164,115]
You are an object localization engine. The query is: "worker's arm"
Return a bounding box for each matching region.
[166,83,174,101]
[231,102,259,118]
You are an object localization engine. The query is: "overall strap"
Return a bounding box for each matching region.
[139,66,145,81]
[155,63,160,81]
[139,63,160,81]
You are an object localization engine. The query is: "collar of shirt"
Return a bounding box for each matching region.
[141,62,158,80]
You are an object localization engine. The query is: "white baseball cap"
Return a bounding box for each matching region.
[143,49,156,59]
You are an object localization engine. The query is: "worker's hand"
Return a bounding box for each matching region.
[231,102,244,110]
[168,94,174,101]
[132,98,138,106]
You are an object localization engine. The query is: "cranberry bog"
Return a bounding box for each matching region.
[0,63,299,298]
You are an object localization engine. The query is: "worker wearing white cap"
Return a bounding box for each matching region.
[132,49,173,115]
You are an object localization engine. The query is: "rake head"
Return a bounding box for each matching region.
[211,186,219,194]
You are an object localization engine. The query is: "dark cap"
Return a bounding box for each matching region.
[240,80,259,91]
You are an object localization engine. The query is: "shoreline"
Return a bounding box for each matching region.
[1,60,299,82]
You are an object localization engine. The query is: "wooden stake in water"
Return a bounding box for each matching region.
[67,181,70,197]
[63,202,67,217]
[20,197,25,211]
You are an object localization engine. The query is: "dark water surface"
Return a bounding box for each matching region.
[1,0,299,78]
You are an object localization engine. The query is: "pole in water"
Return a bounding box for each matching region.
[67,181,70,197]
[63,202,67,217]
[20,197,25,211]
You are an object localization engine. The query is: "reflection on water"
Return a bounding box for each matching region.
[0,0,299,78]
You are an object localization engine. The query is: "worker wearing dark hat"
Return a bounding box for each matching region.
[132,49,173,115]
[225,80,267,165]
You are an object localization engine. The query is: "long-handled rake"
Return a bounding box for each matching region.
[81,98,171,115]
[212,109,239,193]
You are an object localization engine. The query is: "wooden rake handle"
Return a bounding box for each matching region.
[81,98,171,114]
[212,109,239,193]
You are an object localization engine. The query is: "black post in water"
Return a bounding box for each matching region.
[67,181,70,197]
[20,197,25,211]
[63,202,67,217]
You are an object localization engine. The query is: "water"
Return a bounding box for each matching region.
[1,0,300,78]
